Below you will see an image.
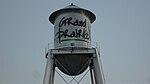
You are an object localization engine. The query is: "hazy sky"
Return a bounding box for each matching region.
[0,0,150,84]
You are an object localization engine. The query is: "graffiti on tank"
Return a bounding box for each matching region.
[56,17,90,43]
[59,17,86,28]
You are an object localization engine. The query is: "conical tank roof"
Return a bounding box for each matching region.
[49,3,96,24]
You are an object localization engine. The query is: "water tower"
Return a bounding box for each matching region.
[43,3,105,84]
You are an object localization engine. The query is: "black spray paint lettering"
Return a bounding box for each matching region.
[56,27,89,43]
[56,17,89,43]
[59,17,86,28]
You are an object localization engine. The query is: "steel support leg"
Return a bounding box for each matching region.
[92,48,105,84]
[90,65,96,84]
[43,50,55,84]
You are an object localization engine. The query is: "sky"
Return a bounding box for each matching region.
[0,0,150,84]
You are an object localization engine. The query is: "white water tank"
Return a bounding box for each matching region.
[49,3,96,49]
[49,4,96,76]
